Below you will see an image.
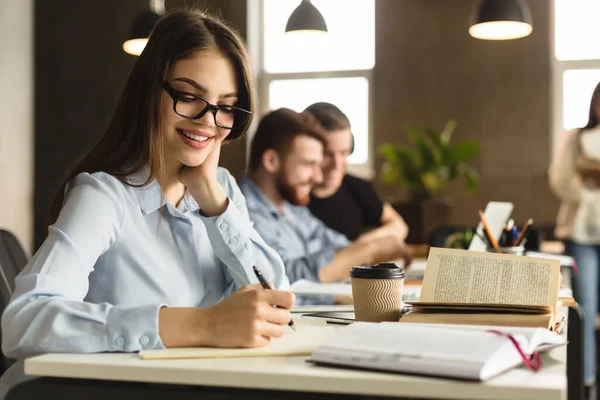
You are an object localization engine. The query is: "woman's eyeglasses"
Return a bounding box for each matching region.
[163,82,251,130]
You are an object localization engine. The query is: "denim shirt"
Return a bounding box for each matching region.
[1,167,288,360]
[239,175,350,284]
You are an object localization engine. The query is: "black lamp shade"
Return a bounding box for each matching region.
[469,0,533,40]
[285,0,327,33]
[123,11,161,56]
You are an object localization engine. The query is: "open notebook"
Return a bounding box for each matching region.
[309,322,565,381]
[139,318,337,360]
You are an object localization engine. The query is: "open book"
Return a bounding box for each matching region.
[309,322,565,381]
[407,247,561,313]
[401,248,562,329]
[139,318,337,360]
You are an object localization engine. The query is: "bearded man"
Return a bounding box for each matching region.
[241,108,411,289]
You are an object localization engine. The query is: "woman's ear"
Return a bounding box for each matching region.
[262,149,280,174]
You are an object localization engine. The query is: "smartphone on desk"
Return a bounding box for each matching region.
[303,307,413,325]
[302,311,355,325]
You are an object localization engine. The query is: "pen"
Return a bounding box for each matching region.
[513,218,534,246]
[252,266,296,331]
[500,220,515,247]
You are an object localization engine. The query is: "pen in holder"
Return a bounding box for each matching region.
[486,246,525,256]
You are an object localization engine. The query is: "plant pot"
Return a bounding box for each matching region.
[391,198,454,244]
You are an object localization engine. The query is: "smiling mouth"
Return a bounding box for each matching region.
[177,128,211,142]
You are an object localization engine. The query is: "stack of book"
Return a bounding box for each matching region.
[400,247,565,331]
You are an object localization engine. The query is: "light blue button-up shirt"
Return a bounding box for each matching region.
[239,175,350,284]
[1,167,288,360]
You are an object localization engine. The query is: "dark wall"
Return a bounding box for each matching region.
[373,0,556,229]
[35,0,556,248]
[34,0,248,249]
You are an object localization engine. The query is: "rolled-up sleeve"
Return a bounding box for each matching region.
[250,207,350,284]
[286,212,350,283]
[2,173,164,359]
[201,169,289,291]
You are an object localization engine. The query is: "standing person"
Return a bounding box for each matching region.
[304,102,409,246]
[549,81,600,393]
[0,10,292,398]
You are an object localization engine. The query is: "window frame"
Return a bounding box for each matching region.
[551,1,600,149]
[247,0,375,179]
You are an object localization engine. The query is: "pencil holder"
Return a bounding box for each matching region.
[486,246,525,256]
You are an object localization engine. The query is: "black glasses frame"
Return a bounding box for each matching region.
[162,82,251,130]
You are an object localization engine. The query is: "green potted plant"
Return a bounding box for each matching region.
[379,120,479,244]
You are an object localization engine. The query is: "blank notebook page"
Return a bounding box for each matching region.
[138,318,337,360]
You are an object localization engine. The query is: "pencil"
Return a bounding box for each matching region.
[513,218,534,246]
[478,210,500,249]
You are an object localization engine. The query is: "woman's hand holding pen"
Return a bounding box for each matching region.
[180,144,229,216]
[158,284,295,349]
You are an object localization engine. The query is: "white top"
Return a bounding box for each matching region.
[549,127,600,242]
[580,127,600,159]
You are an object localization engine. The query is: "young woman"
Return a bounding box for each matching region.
[0,9,293,392]
[550,81,600,388]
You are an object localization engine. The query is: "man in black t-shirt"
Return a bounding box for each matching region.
[305,102,409,244]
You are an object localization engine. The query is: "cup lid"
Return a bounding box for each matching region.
[350,263,405,279]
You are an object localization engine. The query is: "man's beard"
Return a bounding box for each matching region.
[275,173,311,206]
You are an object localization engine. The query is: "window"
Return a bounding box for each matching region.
[252,0,375,176]
[552,0,600,145]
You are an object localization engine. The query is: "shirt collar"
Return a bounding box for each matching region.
[128,166,199,215]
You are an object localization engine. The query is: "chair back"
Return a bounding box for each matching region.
[0,229,29,375]
[0,229,28,306]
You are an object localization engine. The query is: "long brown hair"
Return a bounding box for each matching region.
[48,9,255,225]
[583,81,600,130]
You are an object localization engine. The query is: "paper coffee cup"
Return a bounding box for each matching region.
[350,263,405,322]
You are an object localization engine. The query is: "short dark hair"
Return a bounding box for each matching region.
[248,108,326,172]
[304,102,354,154]
[304,102,350,131]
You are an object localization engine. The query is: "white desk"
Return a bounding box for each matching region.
[15,255,574,400]
[22,344,566,400]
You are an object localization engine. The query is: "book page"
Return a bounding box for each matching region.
[311,322,565,381]
[420,248,560,307]
[390,322,564,348]
[139,318,336,360]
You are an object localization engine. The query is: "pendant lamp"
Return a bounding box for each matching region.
[123,0,165,56]
[285,0,327,34]
[469,0,532,40]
